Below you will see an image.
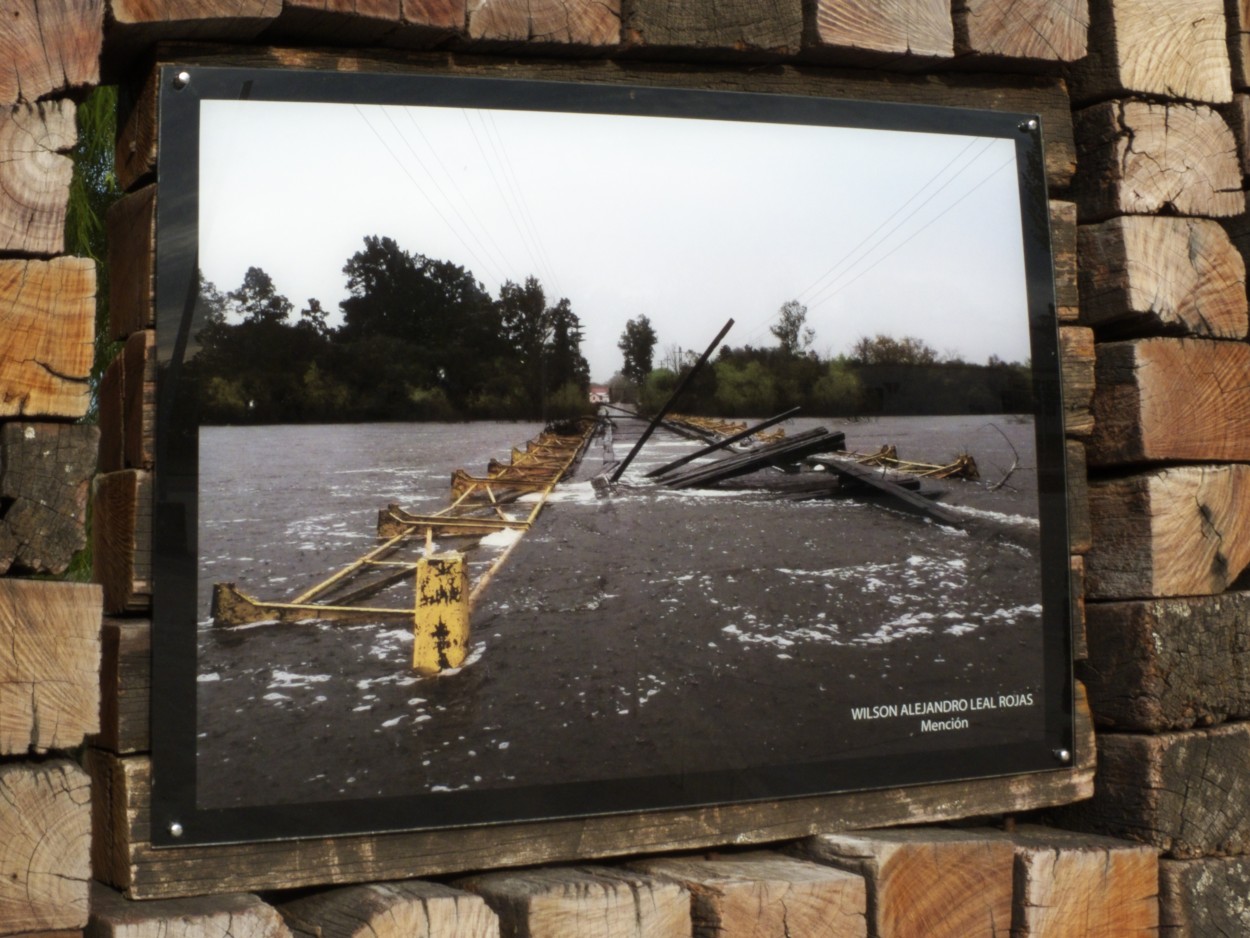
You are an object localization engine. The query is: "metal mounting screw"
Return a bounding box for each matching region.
[173,71,191,90]
[1019,117,1039,133]
[168,821,185,838]
[1053,748,1072,764]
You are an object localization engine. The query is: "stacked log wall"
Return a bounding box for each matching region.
[7,0,1243,933]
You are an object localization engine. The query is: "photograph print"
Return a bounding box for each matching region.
[154,69,1072,845]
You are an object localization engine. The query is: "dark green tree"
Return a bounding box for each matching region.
[770,300,815,357]
[618,315,657,385]
[228,266,293,326]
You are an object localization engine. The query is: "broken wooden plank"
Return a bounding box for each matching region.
[660,428,844,488]
[645,407,800,478]
[811,454,965,525]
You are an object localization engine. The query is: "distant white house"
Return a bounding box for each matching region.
[588,384,610,404]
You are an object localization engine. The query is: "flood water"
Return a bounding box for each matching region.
[196,414,1057,813]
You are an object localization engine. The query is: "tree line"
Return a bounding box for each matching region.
[611,304,1033,418]
[189,235,591,424]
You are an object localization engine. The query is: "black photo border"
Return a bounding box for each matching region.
[150,64,1074,848]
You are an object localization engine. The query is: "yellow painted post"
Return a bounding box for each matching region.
[414,551,470,675]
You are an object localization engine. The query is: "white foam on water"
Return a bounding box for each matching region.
[480,527,524,548]
[197,672,221,683]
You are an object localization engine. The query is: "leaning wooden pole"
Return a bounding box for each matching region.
[645,406,801,477]
[609,318,734,483]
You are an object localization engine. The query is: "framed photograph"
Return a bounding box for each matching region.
[151,65,1073,847]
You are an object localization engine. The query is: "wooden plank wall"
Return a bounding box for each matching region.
[7,0,1250,933]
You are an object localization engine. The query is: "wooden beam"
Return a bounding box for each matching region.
[89,883,289,938]
[278,881,498,938]
[97,350,124,474]
[124,330,157,470]
[86,683,1093,899]
[143,48,1075,190]
[791,827,1014,938]
[107,185,156,341]
[116,70,158,192]
[1071,0,1233,104]
[1050,200,1079,321]
[953,0,1088,62]
[93,470,153,615]
[1083,593,1250,732]
[0,423,99,576]
[0,102,76,256]
[0,0,102,106]
[0,579,101,755]
[1086,465,1250,599]
[103,0,280,76]
[1066,439,1090,555]
[268,0,404,45]
[631,852,867,938]
[1059,326,1094,438]
[1073,100,1244,223]
[1090,339,1250,465]
[470,0,619,44]
[809,0,954,62]
[1233,0,1250,90]
[623,0,800,54]
[1009,825,1158,937]
[1070,553,1087,660]
[1160,856,1250,935]
[1055,721,1250,859]
[457,867,687,937]
[93,619,151,755]
[0,257,95,419]
[0,761,91,932]
[1078,216,1248,339]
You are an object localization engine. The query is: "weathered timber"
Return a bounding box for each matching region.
[93,470,153,615]
[267,0,403,45]
[1078,216,1248,338]
[1159,856,1250,936]
[1086,465,1250,599]
[790,827,1014,938]
[1223,93,1250,176]
[659,428,844,488]
[470,0,619,44]
[1009,825,1159,937]
[0,0,102,105]
[1059,326,1094,438]
[144,49,1076,190]
[89,883,290,938]
[94,619,151,754]
[0,422,99,576]
[809,0,953,61]
[1090,339,1250,464]
[612,318,733,482]
[1072,0,1233,104]
[0,257,95,419]
[1055,721,1250,858]
[810,455,965,525]
[630,851,867,938]
[116,70,158,191]
[1082,592,1250,731]
[1073,100,1244,222]
[103,0,280,77]
[107,185,156,340]
[97,351,124,474]
[1233,0,1250,89]
[279,881,497,938]
[623,0,800,55]
[953,0,1088,62]
[0,102,75,255]
[1071,554,1087,660]
[1066,439,1090,555]
[0,579,101,755]
[87,685,1093,899]
[386,0,467,43]
[1050,200,1079,321]
[645,407,800,477]
[457,867,687,938]
[124,330,157,470]
[0,761,91,932]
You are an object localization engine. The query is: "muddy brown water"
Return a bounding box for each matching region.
[196,414,1054,812]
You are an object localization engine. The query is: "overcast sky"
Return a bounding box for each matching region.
[199,98,1032,383]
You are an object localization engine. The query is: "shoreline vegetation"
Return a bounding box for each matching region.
[191,236,1033,426]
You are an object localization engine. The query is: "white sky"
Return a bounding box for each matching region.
[199,99,1032,384]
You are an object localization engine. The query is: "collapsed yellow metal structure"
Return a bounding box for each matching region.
[210,421,594,673]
